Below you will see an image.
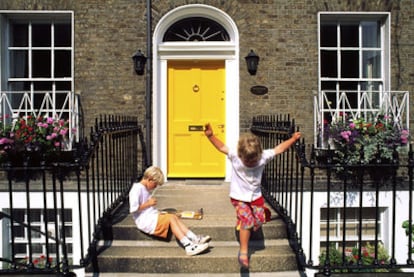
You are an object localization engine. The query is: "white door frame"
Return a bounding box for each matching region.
[152,4,239,181]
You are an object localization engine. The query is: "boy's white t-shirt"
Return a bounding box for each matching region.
[129,182,159,234]
[227,149,275,202]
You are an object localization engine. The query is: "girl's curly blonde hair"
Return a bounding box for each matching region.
[237,133,262,161]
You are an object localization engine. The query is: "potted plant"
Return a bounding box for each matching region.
[323,113,409,182]
[0,114,75,167]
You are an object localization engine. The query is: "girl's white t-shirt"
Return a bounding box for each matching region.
[129,182,159,234]
[227,149,275,202]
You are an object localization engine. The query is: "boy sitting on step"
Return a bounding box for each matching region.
[129,165,211,256]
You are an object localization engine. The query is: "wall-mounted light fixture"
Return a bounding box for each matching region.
[132,50,147,75]
[245,49,260,75]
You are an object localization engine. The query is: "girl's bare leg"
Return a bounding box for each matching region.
[239,228,250,254]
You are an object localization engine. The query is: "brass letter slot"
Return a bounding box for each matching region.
[188,125,203,131]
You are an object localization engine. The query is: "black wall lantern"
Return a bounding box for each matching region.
[132,50,147,75]
[245,49,260,75]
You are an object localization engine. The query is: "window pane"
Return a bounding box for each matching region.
[14,244,27,254]
[32,50,51,77]
[341,51,359,78]
[64,226,72,237]
[63,209,72,221]
[54,50,71,77]
[31,226,41,239]
[10,50,28,78]
[13,210,25,223]
[10,24,28,47]
[363,50,381,78]
[33,81,53,91]
[56,81,71,91]
[32,24,51,47]
[340,24,359,47]
[32,243,42,253]
[321,50,337,77]
[30,209,42,222]
[13,225,25,238]
[320,23,337,47]
[55,24,71,47]
[339,81,358,91]
[362,21,380,48]
[360,81,381,91]
[47,209,57,222]
[9,82,30,91]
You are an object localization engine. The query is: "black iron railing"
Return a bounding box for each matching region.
[251,114,414,276]
[0,115,147,275]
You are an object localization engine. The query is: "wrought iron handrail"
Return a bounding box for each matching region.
[252,114,414,276]
[0,114,147,275]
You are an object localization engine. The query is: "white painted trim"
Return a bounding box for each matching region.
[153,4,239,181]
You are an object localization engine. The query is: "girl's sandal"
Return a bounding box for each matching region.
[238,251,249,269]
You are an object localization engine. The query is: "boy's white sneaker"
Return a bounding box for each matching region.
[192,235,211,244]
[185,242,209,256]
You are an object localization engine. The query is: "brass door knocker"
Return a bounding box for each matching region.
[193,84,199,92]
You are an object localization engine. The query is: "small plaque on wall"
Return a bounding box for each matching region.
[250,85,268,95]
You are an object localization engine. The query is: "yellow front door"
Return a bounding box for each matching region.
[167,60,225,178]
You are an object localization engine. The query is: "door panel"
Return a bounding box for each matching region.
[167,60,225,178]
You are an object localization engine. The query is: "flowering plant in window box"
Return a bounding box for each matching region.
[319,242,391,272]
[15,254,54,269]
[323,113,410,182]
[0,114,75,166]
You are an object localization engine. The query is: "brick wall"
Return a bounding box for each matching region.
[1,0,412,144]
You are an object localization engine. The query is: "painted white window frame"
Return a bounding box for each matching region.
[0,11,78,147]
[320,207,386,249]
[6,208,73,262]
[315,12,401,147]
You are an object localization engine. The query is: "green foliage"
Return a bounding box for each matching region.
[319,242,391,272]
[327,114,409,165]
[402,220,414,253]
[0,114,73,160]
[324,114,410,180]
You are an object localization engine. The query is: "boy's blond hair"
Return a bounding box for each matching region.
[237,133,262,161]
[143,166,165,186]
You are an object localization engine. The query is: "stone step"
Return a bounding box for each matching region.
[111,216,287,242]
[85,271,301,277]
[92,240,297,274]
[88,181,299,275]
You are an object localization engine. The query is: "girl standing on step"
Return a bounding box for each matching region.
[129,166,211,256]
[204,124,301,268]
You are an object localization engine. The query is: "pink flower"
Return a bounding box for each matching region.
[340,130,352,142]
[37,122,49,128]
[60,129,68,136]
[0,137,13,145]
[46,133,58,140]
[46,117,54,124]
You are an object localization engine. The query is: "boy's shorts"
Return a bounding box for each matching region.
[231,196,266,231]
[153,213,172,238]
